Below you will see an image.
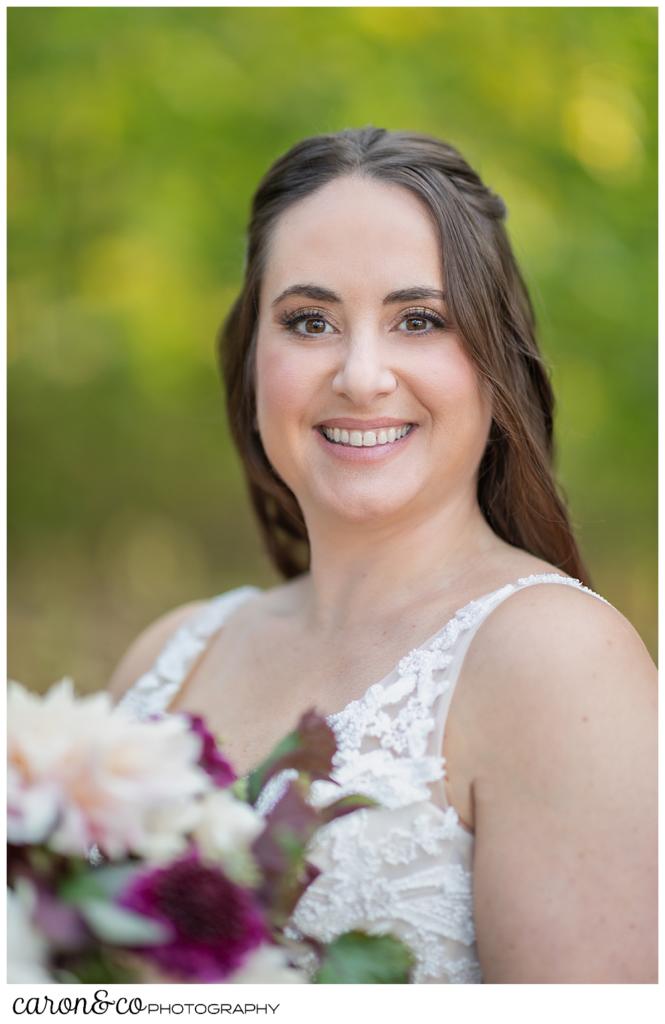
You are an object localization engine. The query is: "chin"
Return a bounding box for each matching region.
[319,482,423,524]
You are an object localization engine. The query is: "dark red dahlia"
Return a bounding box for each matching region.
[118,847,267,981]
[184,713,236,788]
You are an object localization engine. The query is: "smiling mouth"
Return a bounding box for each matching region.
[317,424,416,448]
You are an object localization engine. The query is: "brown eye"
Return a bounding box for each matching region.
[303,317,327,334]
[280,311,335,336]
[404,316,428,331]
[397,310,448,334]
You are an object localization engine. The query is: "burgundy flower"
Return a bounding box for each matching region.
[184,713,236,788]
[118,846,267,981]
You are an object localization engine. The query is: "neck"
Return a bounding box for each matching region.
[296,491,503,636]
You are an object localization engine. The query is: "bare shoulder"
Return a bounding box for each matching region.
[469,577,655,699]
[467,578,656,781]
[465,579,657,981]
[106,600,208,704]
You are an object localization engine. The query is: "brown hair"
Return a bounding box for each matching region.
[217,126,591,584]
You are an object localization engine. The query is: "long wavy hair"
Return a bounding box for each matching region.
[217,126,590,585]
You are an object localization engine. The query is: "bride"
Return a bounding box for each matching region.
[108,127,656,983]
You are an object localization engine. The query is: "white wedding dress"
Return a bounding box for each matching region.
[118,573,609,984]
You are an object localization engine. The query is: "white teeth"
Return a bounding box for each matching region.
[321,424,413,447]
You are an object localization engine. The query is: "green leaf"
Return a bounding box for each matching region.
[59,863,143,904]
[247,710,337,805]
[320,793,379,823]
[78,899,171,946]
[231,776,249,803]
[52,948,144,985]
[247,731,300,805]
[313,931,414,984]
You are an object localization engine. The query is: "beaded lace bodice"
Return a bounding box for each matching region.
[118,574,609,984]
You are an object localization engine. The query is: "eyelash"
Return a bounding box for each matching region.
[277,306,450,337]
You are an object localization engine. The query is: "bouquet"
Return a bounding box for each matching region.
[7,679,414,984]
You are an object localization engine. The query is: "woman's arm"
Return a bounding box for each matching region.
[467,584,657,983]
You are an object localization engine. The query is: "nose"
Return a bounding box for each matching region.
[331,332,398,406]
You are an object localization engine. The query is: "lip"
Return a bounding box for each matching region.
[315,417,416,429]
[313,423,418,461]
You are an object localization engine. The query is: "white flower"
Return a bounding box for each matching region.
[8,765,61,845]
[7,879,54,984]
[192,789,265,883]
[226,943,308,984]
[193,788,264,858]
[135,799,204,863]
[8,678,212,860]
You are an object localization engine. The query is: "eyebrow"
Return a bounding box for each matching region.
[271,284,447,307]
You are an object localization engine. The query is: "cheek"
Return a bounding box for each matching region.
[255,344,312,421]
[424,342,489,424]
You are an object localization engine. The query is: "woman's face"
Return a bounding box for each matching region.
[254,174,492,527]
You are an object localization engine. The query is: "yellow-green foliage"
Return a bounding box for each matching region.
[8,7,657,690]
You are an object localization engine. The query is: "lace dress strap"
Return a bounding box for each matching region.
[430,573,611,814]
[117,585,261,722]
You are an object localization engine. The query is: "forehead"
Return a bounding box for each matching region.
[260,175,444,302]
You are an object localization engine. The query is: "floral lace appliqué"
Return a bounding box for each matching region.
[115,574,611,985]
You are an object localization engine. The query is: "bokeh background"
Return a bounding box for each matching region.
[8,6,657,693]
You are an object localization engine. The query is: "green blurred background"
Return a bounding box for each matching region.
[8,7,657,693]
